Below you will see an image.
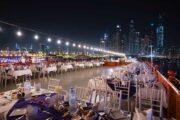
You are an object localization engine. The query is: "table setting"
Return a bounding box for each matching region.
[0,82,120,120]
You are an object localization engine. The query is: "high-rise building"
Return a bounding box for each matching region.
[100,33,108,50]
[122,34,128,53]
[100,38,105,50]
[111,25,123,52]
[140,35,151,55]
[149,22,156,47]
[134,32,140,55]
[156,14,164,54]
[128,19,136,55]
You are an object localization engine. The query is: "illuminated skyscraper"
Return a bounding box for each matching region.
[100,33,108,50]
[140,35,151,55]
[100,38,105,50]
[128,19,136,54]
[111,25,123,52]
[134,32,140,55]
[156,15,164,54]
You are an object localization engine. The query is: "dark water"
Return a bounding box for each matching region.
[139,58,180,90]
[155,59,180,80]
[139,58,180,80]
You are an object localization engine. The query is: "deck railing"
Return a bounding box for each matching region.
[145,61,180,119]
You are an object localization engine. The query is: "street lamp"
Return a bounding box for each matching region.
[149,45,153,66]
[57,40,61,53]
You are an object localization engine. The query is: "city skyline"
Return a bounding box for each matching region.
[0,0,180,50]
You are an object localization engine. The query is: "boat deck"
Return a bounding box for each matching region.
[0,66,121,92]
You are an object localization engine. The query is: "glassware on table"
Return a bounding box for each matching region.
[24,80,31,100]
[34,82,41,91]
[69,87,77,114]
[16,83,22,89]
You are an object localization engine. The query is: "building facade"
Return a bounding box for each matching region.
[156,15,164,54]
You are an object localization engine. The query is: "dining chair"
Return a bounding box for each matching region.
[1,70,15,88]
[29,65,38,79]
[0,71,3,86]
[94,77,106,91]
[48,78,61,91]
[138,87,164,119]
[75,86,92,103]
[135,79,145,108]
[114,80,131,112]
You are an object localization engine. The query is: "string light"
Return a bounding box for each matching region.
[78,44,81,48]
[47,38,52,42]
[65,41,69,46]
[72,43,76,47]
[83,45,86,49]
[0,20,126,56]
[34,34,39,40]
[16,30,22,37]
[57,40,61,44]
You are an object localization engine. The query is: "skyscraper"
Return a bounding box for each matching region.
[100,38,105,50]
[100,33,108,50]
[111,25,122,52]
[128,19,136,55]
[134,32,140,55]
[156,15,164,54]
[140,35,151,55]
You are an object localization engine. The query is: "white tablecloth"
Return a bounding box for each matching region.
[75,63,85,68]
[7,69,32,79]
[84,63,93,67]
[93,62,101,67]
[61,64,73,71]
[43,66,57,73]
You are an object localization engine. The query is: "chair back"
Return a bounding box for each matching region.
[75,86,92,103]
[138,87,163,117]
[135,80,145,107]
[114,80,130,98]
[48,78,60,91]
[90,89,122,112]
[94,78,105,90]
[111,91,122,111]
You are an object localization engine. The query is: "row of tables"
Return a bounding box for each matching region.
[5,61,103,80]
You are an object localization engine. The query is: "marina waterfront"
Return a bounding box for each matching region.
[0,1,180,119]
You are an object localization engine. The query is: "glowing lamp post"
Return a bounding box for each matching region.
[65,42,69,53]
[149,45,153,66]
[57,40,61,53]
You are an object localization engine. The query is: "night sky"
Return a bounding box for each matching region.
[0,0,179,48]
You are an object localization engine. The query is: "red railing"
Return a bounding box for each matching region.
[145,61,180,119]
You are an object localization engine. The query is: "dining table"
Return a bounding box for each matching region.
[7,69,32,80]
[0,88,55,120]
[42,66,57,73]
